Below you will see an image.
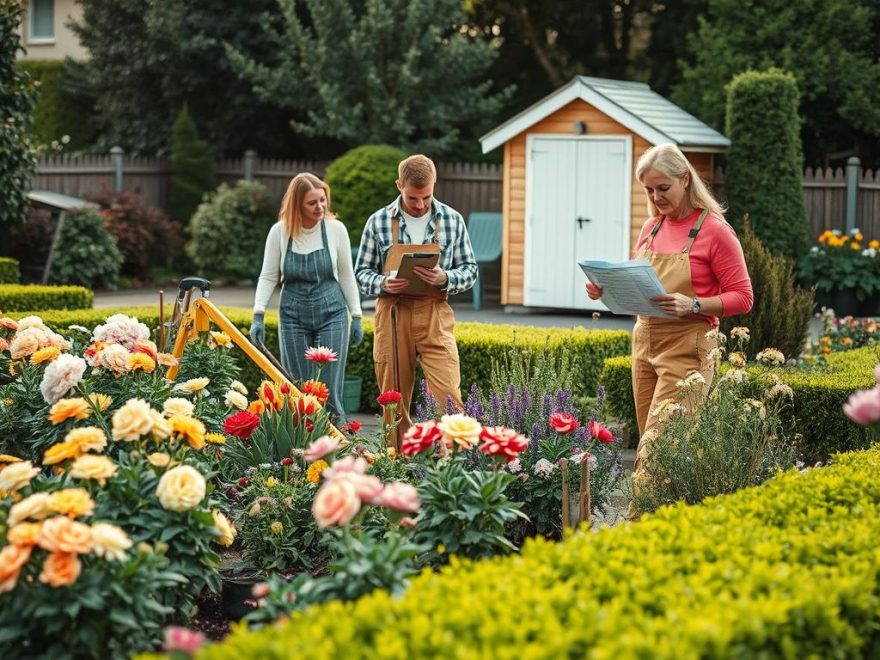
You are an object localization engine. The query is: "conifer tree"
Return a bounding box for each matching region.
[168,105,214,225]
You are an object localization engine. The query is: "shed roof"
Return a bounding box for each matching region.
[27,190,97,211]
[480,76,730,154]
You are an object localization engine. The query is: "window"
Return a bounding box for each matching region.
[29,0,54,42]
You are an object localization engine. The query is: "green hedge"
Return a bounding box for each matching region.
[0,257,20,284]
[0,284,93,312]
[601,348,877,461]
[152,446,880,658]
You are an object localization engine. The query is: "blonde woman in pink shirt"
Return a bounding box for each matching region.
[586,144,753,494]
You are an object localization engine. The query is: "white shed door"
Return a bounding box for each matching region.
[525,136,630,310]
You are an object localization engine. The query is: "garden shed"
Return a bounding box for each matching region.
[480,76,730,311]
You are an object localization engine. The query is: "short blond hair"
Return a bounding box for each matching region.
[398,155,436,187]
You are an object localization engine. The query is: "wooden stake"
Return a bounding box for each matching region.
[560,459,571,529]
[578,459,591,526]
[158,290,165,352]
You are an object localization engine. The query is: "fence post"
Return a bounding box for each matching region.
[243,149,257,181]
[110,146,124,192]
[846,156,860,233]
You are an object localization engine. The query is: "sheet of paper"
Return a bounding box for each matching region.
[578,259,675,318]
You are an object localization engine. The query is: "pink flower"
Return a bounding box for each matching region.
[369,482,420,512]
[874,364,880,384]
[549,412,579,435]
[337,472,383,501]
[163,626,205,655]
[589,419,614,443]
[478,426,528,462]
[304,346,338,364]
[401,420,442,457]
[843,385,880,425]
[323,455,368,478]
[304,435,340,463]
[312,479,361,528]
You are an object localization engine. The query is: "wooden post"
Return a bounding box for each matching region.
[845,156,860,233]
[578,459,591,526]
[110,146,124,192]
[560,459,571,529]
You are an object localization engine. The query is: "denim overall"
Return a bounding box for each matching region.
[279,220,349,421]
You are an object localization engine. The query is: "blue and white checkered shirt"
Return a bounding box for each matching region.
[355,197,478,297]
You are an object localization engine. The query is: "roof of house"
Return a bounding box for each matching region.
[480,76,730,154]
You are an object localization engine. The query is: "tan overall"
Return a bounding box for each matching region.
[373,216,463,448]
[631,209,717,478]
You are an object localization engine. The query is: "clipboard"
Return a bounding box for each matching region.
[396,252,440,293]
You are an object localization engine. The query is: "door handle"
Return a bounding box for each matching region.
[577,217,591,229]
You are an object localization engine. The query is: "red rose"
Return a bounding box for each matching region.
[479,426,529,462]
[589,419,614,443]
[401,420,442,457]
[223,410,261,440]
[549,412,579,435]
[345,420,363,434]
[237,477,249,487]
[281,457,293,466]
[376,390,402,406]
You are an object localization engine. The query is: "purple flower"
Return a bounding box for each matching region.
[530,421,543,453]
[465,383,485,422]
[445,394,460,415]
[542,393,553,418]
[574,426,589,446]
[489,391,501,426]
[555,389,573,412]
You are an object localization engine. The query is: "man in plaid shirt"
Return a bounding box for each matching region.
[355,155,477,444]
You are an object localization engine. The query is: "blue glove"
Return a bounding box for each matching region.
[349,317,364,347]
[249,313,265,346]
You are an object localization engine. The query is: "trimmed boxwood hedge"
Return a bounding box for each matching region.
[147,446,880,658]
[0,284,93,312]
[0,258,20,284]
[601,348,878,461]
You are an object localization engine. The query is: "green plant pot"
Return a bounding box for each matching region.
[343,376,362,414]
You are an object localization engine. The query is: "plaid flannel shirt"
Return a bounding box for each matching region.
[355,197,478,297]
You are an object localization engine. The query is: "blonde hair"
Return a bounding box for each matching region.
[278,172,335,239]
[635,144,725,219]
[398,155,437,187]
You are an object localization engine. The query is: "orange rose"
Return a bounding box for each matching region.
[7,521,43,546]
[0,544,32,593]
[40,552,81,587]
[38,516,93,553]
[49,398,92,425]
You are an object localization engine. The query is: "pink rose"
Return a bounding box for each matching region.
[312,479,361,528]
[549,412,579,435]
[401,420,442,457]
[478,426,528,462]
[589,419,615,443]
[337,472,383,501]
[843,385,880,425]
[323,455,368,478]
[368,482,420,512]
[163,626,205,655]
[304,435,340,463]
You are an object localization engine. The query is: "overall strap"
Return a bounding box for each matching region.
[320,218,329,248]
[642,217,664,253]
[391,216,400,247]
[681,209,710,254]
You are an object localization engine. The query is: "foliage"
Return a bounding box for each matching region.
[168,105,215,226]
[0,0,38,227]
[227,0,512,157]
[87,190,184,281]
[674,0,880,167]
[724,69,810,260]
[325,145,407,245]
[0,284,92,311]
[0,257,19,283]
[719,219,814,360]
[48,208,122,289]
[798,228,880,301]
[811,307,880,354]
[186,181,274,282]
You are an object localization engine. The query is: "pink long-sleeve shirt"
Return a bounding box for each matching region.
[634,209,754,324]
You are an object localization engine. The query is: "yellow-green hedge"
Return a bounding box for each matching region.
[0,258,20,284]
[601,348,878,461]
[0,284,93,312]
[14,307,631,412]
[157,447,880,658]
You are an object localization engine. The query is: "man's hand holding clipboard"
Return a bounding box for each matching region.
[385,252,444,293]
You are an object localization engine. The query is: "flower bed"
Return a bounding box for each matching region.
[155,446,880,658]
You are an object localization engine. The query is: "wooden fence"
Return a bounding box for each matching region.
[30,152,880,236]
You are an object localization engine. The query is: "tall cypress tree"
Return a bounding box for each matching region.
[168,105,214,225]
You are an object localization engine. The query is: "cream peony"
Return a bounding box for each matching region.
[92,314,150,350]
[111,398,155,441]
[9,328,41,360]
[100,344,131,375]
[7,492,51,526]
[65,427,108,453]
[0,461,41,494]
[437,413,482,449]
[156,465,206,511]
[163,397,195,418]
[70,455,117,482]
[175,377,210,394]
[224,390,248,410]
[211,510,237,547]
[39,354,87,404]
[90,523,132,561]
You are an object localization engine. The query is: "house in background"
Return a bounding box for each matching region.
[480,76,729,312]
[17,0,87,61]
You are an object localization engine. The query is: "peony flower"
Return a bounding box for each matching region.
[169,414,206,450]
[90,523,132,561]
[100,343,132,375]
[38,515,93,554]
[211,510,237,547]
[0,544,32,594]
[40,551,81,587]
[43,440,82,466]
[9,329,40,360]
[437,413,482,449]
[49,397,92,425]
[163,627,206,655]
[127,352,156,373]
[376,389,402,406]
[112,398,155,441]
[156,465,206,511]
[368,482,420,512]
[70,455,117,482]
[304,346,338,364]
[223,410,261,439]
[549,411,579,435]
[7,492,51,526]
[312,478,360,528]
[39,354,87,404]
[401,420,442,456]
[304,435,340,463]
[0,460,40,494]
[92,314,150,349]
[589,420,615,443]
[48,488,95,518]
[174,377,210,394]
[478,426,528,462]
[30,346,61,365]
[224,390,248,410]
[147,452,172,468]
[230,380,248,395]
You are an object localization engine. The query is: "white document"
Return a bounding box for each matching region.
[578,259,675,318]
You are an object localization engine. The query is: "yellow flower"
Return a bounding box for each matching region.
[270,521,283,535]
[157,353,179,367]
[209,331,231,347]
[66,426,108,453]
[111,398,155,442]
[175,377,210,394]
[851,242,862,250]
[147,452,172,468]
[170,414,206,450]
[230,380,248,395]
[386,447,398,459]
[266,476,278,488]
[224,390,248,410]
[162,397,194,418]
[49,398,92,425]
[43,440,83,466]
[0,544,31,594]
[855,232,864,242]
[48,488,95,518]
[437,543,446,555]
[248,400,266,415]
[69,455,117,482]
[149,410,172,441]
[30,346,61,365]
[87,393,113,412]
[38,515,93,553]
[437,413,482,449]
[870,240,880,250]
[212,510,237,547]
[0,454,21,463]
[155,465,206,511]
[306,459,329,484]
[7,521,43,546]
[7,492,51,526]
[205,432,226,445]
[90,523,132,561]
[0,461,41,495]
[127,352,156,373]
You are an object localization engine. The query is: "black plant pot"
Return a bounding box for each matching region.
[815,288,861,317]
[220,572,263,621]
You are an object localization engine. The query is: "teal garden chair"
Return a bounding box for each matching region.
[467,212,503,310]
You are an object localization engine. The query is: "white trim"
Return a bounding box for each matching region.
[27,0,55,42]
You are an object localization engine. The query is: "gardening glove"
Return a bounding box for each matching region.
[249,313,265,346]
[349,317,364,347]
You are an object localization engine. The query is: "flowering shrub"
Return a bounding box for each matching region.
[798,227,880,300]
[811,306,880,355]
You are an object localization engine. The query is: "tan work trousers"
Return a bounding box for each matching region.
[373,296,463,447]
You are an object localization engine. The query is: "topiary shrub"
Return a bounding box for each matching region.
[0,257,19,283]
[186,181,275,282]
[324,144,407,245]
[49,208,122,288]
[168,104,214,226]
[719,216,815,361]
[725,69,810,261]
[0,284,92,311]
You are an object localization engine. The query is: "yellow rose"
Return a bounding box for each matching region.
[127,352,156,373]
[149,410,172,441]
[212,510,237,547]
[170,414,206,450]
[40,551,81,587]
[147,452,172,468]
[48,488,95,518]
[48,398,92,425]
[8,492,51,526]
[224,390,248,410]
[65,427,108,453]
[175,377,209,394]
[30,346,61,365]
[87,393,113,412]
[7,521,43,546]
[111,398,155,441]
[0,461,40,494]
[43,440,83,466]
[0,544,32,593]
[162,397,194,418]
[155,465,206,511]
[437,413,482,449]
[69,455,117,482]
[38,515,93,553]
[90,523,132,561]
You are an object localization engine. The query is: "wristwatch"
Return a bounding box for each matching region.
[691,297,702,314]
